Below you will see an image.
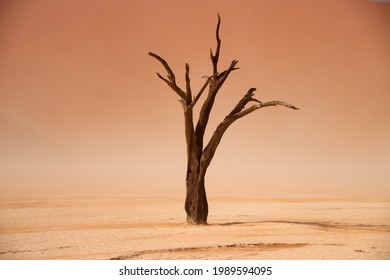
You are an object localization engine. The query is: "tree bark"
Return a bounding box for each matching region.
[185,169,208,225]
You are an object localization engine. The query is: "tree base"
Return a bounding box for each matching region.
[186,215,208,225]
[185,178,209,225]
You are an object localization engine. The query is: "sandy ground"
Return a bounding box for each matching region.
[0,193,389,260]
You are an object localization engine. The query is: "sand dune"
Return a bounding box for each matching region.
[0,194,389,260]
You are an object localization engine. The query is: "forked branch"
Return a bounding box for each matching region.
[148,52,176,84]
[149,51,186,100]
[195,16,240,151]
[210,13,221,74]
[199,88,299,175]
[229,88,299,119]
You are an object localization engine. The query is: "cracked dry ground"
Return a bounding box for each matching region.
[1,196,389,259]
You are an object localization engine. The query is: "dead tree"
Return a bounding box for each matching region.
[149,15,298,225]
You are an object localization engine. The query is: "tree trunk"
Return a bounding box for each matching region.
[184,166,208,225]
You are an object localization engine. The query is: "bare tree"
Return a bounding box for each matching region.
[149,15,298,225]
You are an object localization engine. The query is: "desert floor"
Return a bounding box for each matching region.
[0,192,389,260]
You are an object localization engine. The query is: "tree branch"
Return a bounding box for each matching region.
[185,63,192,103]
[191,75,212,107]
[228,88,299,119]
[155,72,187,100]
[212,59,239,93]
[261,101,300,110]
[149,51,187,100]
[228,87,257,116]
[210,13,221,75]
[233,100,299,119]
[148,52,176,83]
[195,16,239,154]
[199,90,299,177]
[199,116,234,178]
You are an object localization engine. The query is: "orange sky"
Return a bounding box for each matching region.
[0,0,389,198]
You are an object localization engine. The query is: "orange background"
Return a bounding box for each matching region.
[0,0,389,198]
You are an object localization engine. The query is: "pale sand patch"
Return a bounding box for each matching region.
[0,194,389,260]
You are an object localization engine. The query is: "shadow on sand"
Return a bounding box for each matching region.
[217,220,390,232]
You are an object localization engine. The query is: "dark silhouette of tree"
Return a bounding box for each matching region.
[149,15,298,225]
